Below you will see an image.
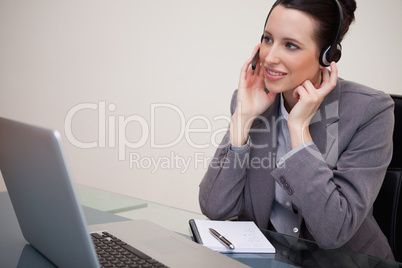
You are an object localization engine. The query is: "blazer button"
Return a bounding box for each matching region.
[284,183,290,190]
[280,176,286,184]
[287,188,294,195]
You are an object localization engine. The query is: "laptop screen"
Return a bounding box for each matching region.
[0,117,99,267]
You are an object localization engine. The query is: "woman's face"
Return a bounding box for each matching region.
[260,5,323,94]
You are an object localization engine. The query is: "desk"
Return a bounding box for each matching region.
[1,188,401,268]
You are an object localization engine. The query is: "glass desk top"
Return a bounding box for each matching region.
[75,185,402,268]
[1,186,401,268]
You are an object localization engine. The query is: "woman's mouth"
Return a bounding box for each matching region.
[265,67,287,81]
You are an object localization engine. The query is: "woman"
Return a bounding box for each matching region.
[199,0,395,260]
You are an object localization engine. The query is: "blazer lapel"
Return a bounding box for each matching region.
[309,80,341,168]
[247,95,281,228]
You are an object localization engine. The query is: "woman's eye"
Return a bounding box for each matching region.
[263,36,273,43]
[286,42,299,50]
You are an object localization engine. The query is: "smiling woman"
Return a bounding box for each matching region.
[260,5,322,102]
[199,0,396,261]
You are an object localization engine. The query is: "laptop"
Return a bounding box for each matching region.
[0,117,248,268]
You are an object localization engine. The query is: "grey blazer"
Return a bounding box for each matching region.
[199,78,395,260]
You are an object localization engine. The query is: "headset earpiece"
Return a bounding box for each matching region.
[319,43,342,67]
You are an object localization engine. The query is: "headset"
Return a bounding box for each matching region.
[319,0,344,67]
[256,0,344,68]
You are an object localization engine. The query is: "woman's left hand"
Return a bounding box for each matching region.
[287,62,338,148]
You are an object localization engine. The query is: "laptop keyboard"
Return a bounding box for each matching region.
[91,231,169,268]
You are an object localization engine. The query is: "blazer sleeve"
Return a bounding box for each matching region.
[199,90,250,220]
[271,88,394,249]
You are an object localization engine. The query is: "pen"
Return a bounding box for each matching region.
[209,228,235,250]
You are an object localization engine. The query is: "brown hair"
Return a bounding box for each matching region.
[265,0,357,50]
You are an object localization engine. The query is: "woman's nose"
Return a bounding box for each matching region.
[263,45,280,65]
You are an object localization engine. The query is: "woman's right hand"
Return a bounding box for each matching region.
[230,45,277,147]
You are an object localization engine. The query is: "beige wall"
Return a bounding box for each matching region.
[1,0,401,213]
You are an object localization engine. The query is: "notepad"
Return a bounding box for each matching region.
[189,219,276,254]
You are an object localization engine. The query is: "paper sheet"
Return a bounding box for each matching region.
[192,219,276,253]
